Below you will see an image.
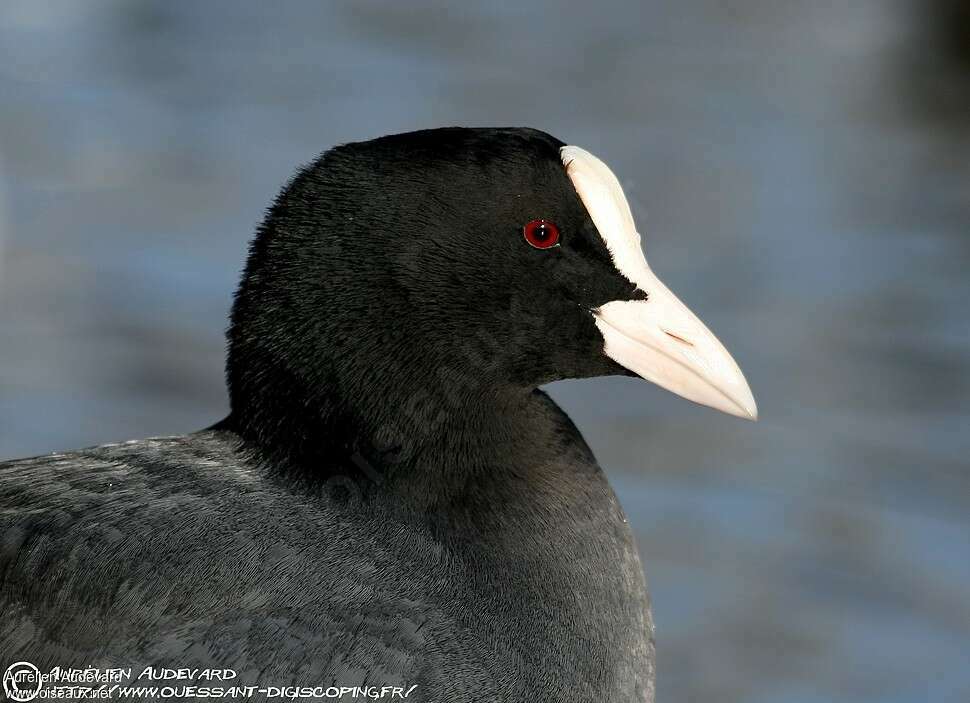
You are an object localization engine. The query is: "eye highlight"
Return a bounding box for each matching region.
[523,219,561,250]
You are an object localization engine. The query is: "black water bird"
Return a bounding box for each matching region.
[0,128,755,702]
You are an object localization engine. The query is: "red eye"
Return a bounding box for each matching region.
[523,219,560,249]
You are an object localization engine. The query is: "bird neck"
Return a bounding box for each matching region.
[223,357,557,505]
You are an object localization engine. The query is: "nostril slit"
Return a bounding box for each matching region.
[663,330,695,347]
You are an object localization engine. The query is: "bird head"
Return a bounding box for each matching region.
[227,128,755,461]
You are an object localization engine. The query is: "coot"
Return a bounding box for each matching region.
[0,128,755,703]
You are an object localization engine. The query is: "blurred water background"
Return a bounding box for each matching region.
[1,1,968,701]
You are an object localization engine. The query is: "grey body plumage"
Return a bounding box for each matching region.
[1,422,653,701]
